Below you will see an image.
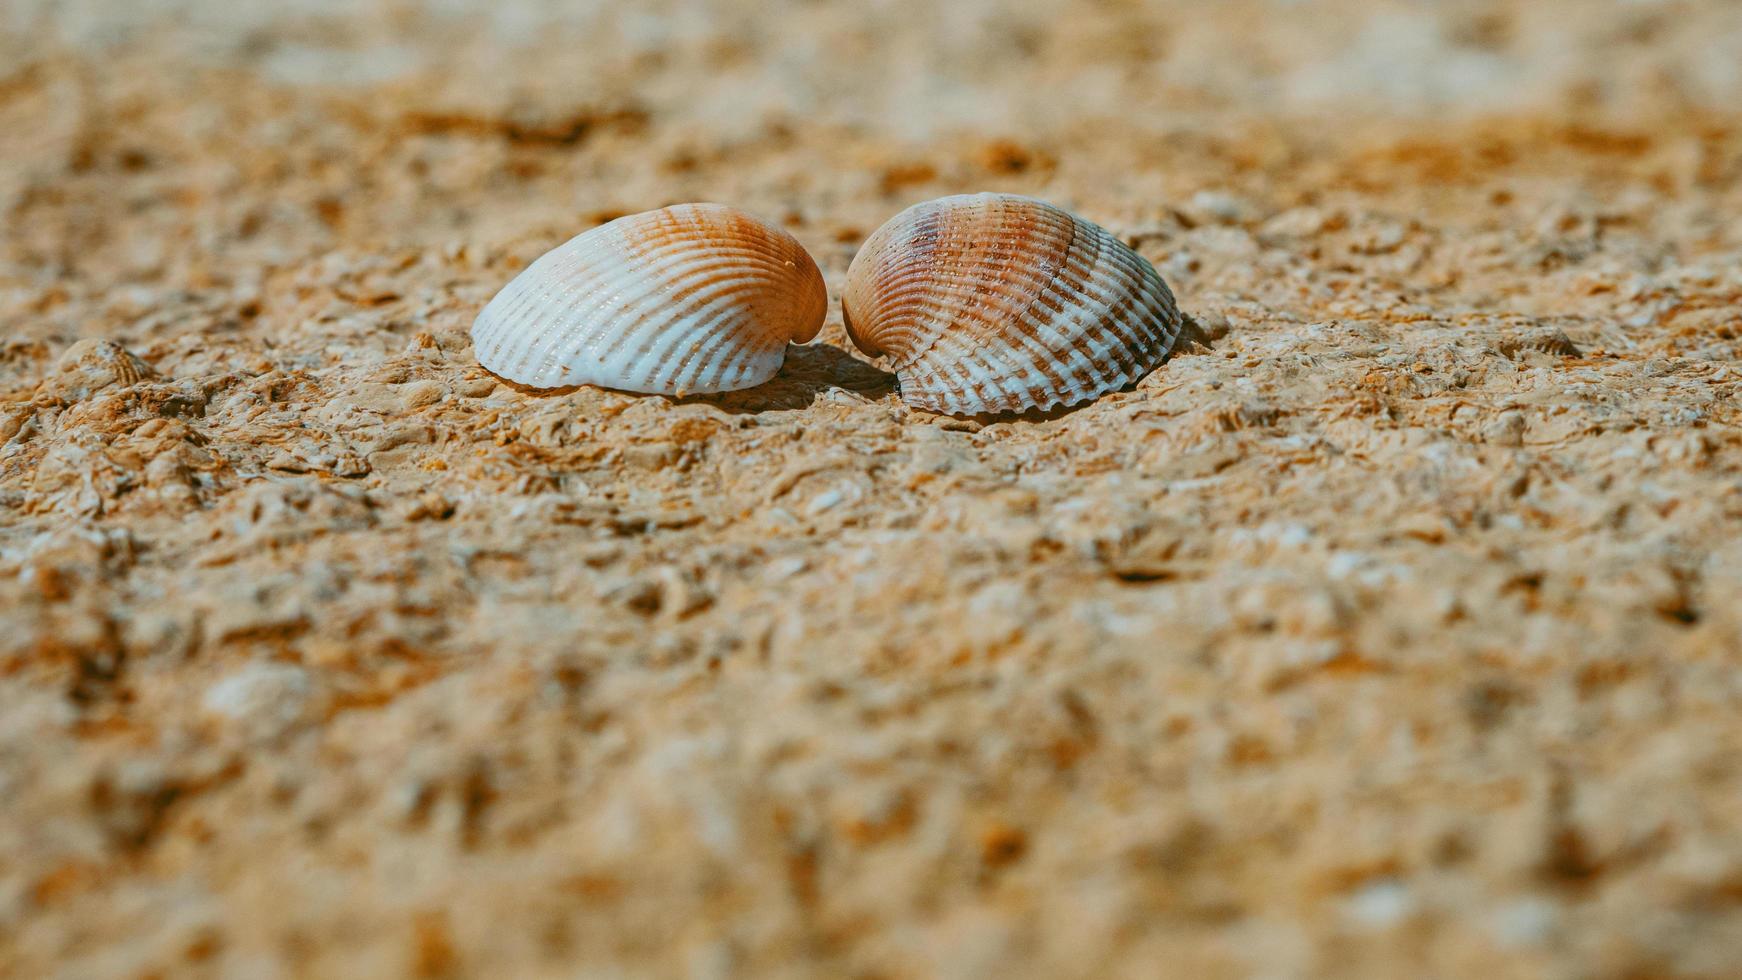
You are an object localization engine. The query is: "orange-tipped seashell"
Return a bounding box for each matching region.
[472,204,826,394]
[842,193,1182,415]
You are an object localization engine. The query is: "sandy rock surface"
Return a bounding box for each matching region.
[2,1,1741,976]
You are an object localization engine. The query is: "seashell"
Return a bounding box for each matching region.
[472,203,826,394]
[1498,327,1581,360]
[49,339,157,401]
[842,193,1181,415]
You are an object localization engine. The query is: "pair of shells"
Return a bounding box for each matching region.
[471,194,1181,415]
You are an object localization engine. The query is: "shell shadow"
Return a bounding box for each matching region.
[473,343,894,411]
[674,343,895,414]
[485,373,585,397]
[477,312,1213,419]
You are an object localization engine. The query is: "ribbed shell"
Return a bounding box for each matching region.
[471,203,826,394]
[842,193,1181,415]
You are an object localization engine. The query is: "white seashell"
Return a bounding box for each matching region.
[472,204,826,394]
[842,193,1182,415]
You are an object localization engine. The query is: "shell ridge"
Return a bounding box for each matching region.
[974,204,1098,402]
[1068,240,1146,386]
[477,249,579,382]
[858,259,949,369]
[1065,227,1180,397]
[637,276,767,390]
[518,242,628,384]
[667,308,757,391]
[570,230,795,387]
[540,219,636,337]
[858,202,985,370]
[598,251,776,369]
[1094,230,1181,355]
[949,198,1093,406]
[626,245,811,391]
[840,193,1183,415]
[595,240,769,347]
[1011,210,1107,398]
[624,244,809,381]
[1038,219,1172,403]
[920,331,1011,412]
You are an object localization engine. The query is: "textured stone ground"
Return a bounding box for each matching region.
[2,1,1741,977]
